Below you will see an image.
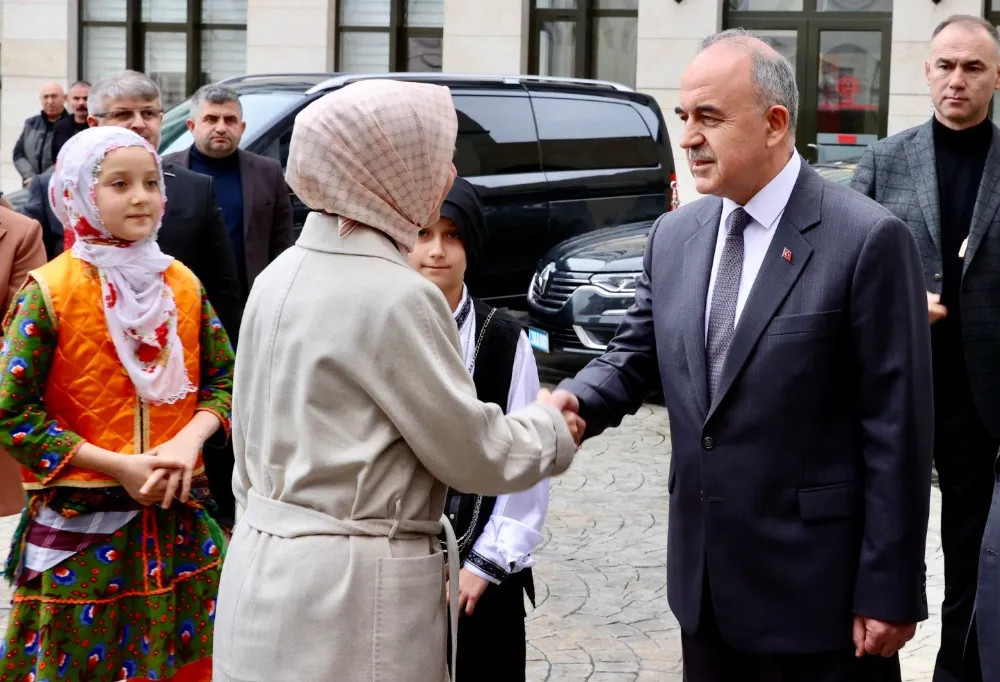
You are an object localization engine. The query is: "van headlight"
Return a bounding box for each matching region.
[590,273,638,294]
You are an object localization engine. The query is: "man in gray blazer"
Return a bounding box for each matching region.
[850,16,1000,682]
[543,29,933,682]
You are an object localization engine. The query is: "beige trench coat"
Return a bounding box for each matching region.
[213,214,575,682]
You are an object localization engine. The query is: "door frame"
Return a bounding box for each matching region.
[802,17,892,163]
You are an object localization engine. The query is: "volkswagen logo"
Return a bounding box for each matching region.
[537,263,555,295]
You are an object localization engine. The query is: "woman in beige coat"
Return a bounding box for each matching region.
[212,80,579,682]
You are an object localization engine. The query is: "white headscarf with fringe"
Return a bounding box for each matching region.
[48,126,195,405]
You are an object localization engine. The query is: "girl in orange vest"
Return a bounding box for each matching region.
[0,126,234,682]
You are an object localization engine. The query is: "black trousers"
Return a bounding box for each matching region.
[933,410,999,682]
[203,431,236,529]
[450,575,527,682]
[682,579,901,682]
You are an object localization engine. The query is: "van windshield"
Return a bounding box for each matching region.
[158,92,305,155]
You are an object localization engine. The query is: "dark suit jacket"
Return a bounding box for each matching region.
[22,163,243,343]
[977,470,1000,681]
[559,162,934,654]
[851,120,1000,439]
[164,147,295,289]
[23,172,61,260]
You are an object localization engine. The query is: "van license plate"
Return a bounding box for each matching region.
[528,328,550,353]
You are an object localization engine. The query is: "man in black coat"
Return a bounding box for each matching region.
[13,82,69,186]
[23,70,243,528]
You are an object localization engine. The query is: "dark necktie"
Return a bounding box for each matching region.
[706,207,752,401]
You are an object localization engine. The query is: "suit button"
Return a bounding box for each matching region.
[934,273,943,282]
[702,437,715,450]
[449,514,455,520]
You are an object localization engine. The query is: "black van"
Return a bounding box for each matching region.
[152,72,677,309]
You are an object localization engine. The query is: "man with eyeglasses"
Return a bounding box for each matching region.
[23,70,243,529]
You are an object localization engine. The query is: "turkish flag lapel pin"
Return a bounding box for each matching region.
[782,247,792,263]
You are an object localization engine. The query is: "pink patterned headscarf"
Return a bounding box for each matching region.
[284,79,458,252]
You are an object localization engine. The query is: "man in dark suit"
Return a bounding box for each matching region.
[541,29,934,682]
[22,70,243,529]
[164,83,294,298]
[977,481,1000,682]
[850,16,1000,682]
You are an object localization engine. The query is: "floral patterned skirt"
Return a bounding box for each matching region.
[1,505,222,681]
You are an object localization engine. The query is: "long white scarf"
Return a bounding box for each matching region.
[48,127,195,405]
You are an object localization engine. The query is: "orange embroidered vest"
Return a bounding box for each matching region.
[22,254,203,490]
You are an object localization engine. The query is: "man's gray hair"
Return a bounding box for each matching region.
[699,28,799,142]
[71,80,91,90]
[190,84,242,118]
[88,70,161,116]
[932,15,1000,58]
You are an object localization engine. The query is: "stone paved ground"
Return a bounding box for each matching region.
[525,402,944,682]
[0,402,945,680]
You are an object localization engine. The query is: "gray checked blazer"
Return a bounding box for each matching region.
[851,120,1000,440]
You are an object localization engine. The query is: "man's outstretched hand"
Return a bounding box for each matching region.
[853,615,917,658]
[538,388,585,447]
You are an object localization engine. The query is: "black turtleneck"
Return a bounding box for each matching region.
[189,145,247,295]
[931,115,992,415]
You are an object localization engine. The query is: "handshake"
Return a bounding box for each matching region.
[537,388,586,448]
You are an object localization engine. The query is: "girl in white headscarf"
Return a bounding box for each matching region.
[0,126,234,682]
[213,79,581,682]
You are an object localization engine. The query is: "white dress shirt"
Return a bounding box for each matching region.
[453,286,549,585]
[705,153,802,341]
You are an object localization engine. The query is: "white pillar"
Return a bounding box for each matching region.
[887,0,983,136]
[635,0,723,206]
[246,0,336,74]
[0,0,72,194]
[442,0,528,74]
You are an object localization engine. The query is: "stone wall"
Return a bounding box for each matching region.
[0,0,72,194]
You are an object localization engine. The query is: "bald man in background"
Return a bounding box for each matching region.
[13,82,69,187]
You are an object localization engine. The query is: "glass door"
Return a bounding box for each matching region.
[802,20,890,163]
[725,1,892,164]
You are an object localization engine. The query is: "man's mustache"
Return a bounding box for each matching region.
[688,148,717,163]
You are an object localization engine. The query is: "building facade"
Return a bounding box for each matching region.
[1,0,996,198]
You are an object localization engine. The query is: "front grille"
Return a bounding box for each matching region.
[587,327,617,347]
[530,271,592,312]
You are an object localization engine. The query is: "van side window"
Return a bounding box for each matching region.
[261,127,294,170]
[532,97,660,172]
[452,95,541,177]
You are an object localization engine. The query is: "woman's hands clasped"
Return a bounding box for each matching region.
[114,454,186,507]
[138,431,203,508]
[73,412,223,509]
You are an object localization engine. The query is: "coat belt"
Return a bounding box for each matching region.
[241,488,462,680]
